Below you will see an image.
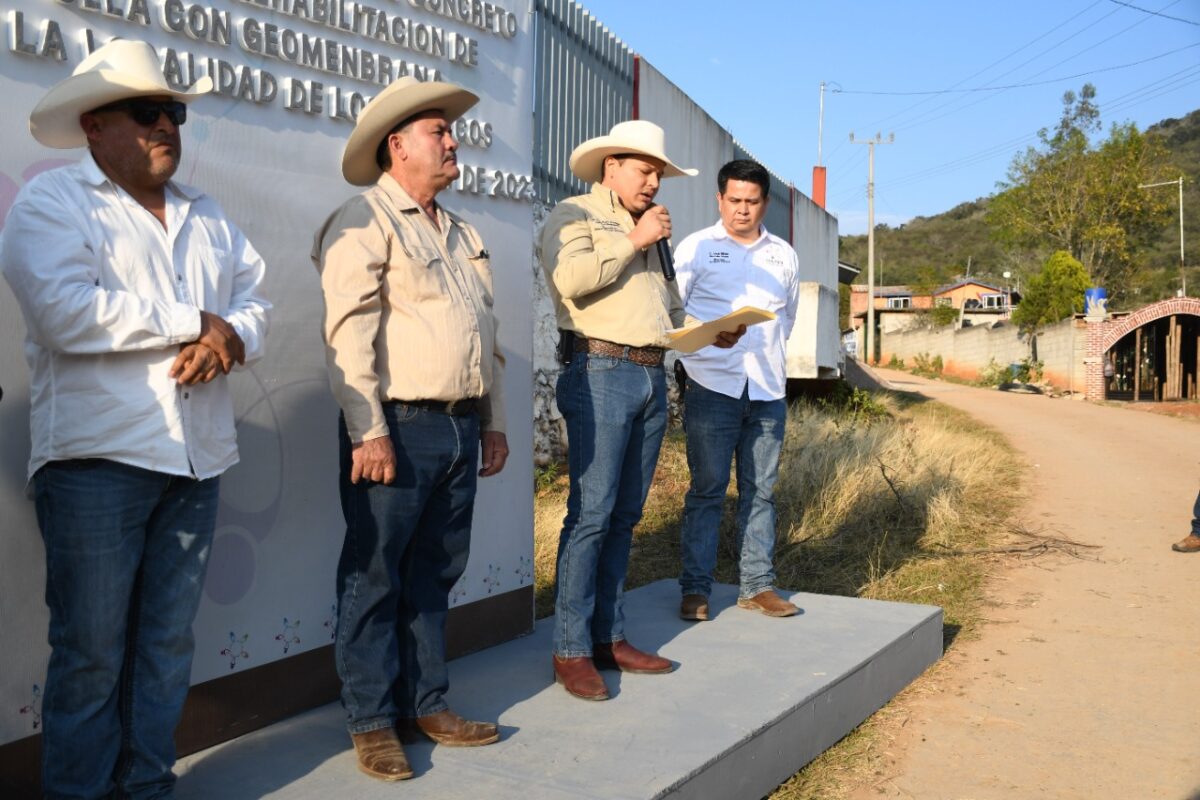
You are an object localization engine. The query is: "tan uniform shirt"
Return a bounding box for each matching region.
[540,183,692,347]
[314,173,505,443]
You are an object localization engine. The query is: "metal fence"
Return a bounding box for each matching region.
[532,0,634,205]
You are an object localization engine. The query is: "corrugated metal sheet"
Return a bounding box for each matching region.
[532,0,633,205]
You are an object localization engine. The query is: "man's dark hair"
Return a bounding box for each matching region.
[375,118,411,173]
[717,159,770,197]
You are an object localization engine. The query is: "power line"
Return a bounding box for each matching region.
[857,1,1106,130]
[1107,0,1200,25]
[831,42,1200,96]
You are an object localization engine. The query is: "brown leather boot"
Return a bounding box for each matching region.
[552,655,609,700]
[1172,534,1200,552]
[351,728,413,781]
[593,640,674,674]
[680,594,709,621]
[399,709,499,747]
[736,589,800,617]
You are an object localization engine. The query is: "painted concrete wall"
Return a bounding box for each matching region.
[880,317,1088,391]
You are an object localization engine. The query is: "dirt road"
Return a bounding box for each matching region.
[854,369,1200,800]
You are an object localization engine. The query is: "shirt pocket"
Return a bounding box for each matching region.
[390,244,448,302]
[467,253,493,307]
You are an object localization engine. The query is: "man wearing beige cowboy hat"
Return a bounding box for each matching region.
[0,38,269,798]
[540,120,744,701]
[313,76,507,780]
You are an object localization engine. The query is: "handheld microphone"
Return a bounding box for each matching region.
[655,238,675,282]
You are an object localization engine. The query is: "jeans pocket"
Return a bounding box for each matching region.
[387,403,421,424]
[585,355,620,372]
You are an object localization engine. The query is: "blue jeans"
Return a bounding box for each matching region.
[33,459,219,800]
[1192,490,1200,536]
[553,352,668,658]
[335,403,478,732]
[679,380,786,600]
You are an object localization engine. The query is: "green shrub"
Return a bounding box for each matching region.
[911,352,944,378]
[887,353,903,369]
[930,305,959,327]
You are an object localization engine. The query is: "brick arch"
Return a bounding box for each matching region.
[1099,297,1200,353]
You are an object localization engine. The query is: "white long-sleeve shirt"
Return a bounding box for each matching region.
[675,222,800,401]
[1,155,270,480]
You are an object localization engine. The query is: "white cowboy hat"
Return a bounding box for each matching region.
[341,77,479,186]
[569,120,698,182]
[29,39,212,149]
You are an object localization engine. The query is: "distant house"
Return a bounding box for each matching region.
[932,279,1013,312]
[848,278,1017,330]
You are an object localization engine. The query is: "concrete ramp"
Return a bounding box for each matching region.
[176,580,941,799]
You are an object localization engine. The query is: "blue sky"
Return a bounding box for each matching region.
[578,0,1200,235]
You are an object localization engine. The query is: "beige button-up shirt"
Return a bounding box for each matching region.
[540,183,691,348]
[313,174,505,443]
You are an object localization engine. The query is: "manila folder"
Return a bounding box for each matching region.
[666,306,776,354]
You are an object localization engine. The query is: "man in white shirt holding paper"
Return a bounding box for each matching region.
[674,159,801,622]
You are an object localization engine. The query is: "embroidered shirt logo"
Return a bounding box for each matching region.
[590,218,625,233]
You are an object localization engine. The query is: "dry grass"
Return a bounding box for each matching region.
[533,390,1025,799]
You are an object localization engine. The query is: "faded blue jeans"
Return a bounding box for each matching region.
[553,352,668,658]
[679,379,787,600]
[335,403,478,733]
[1192,490,1200,536]
[33,459,219,800]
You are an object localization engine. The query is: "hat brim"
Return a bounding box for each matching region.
[569,138,698,183]
[30,70,212,149]
[341,81,479,186]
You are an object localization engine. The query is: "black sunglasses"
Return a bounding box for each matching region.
[94,99,187,127]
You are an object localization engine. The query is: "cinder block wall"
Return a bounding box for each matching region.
[880,317,1086,391]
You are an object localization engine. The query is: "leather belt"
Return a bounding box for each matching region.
[574,336,665,367]
[389,398,478,416]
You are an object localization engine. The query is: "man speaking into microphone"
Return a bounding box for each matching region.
[539,120,742,700]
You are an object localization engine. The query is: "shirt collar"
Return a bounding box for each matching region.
[711,220,768,248]
[79,151,203,201]
[590,182,634,224]
[377,172,460,230]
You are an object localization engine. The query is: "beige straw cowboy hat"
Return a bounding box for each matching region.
[341,77,479,186]
[569,120,698,183]
[30,39,212,149]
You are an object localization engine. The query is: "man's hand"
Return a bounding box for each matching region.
[712,324,747,349]
[351,435,396,485]
[198,311,246,373]
[479,431,509,477]
[170,343,222,385]
[627,205,671,251]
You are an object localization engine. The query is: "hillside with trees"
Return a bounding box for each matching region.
[839,102,1200,309]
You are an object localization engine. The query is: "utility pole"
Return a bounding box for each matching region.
[850,131,894,364]
[1139,176,1187,296]
[818,82,826,166]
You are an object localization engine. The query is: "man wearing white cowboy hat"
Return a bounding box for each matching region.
[539,120,743,700]
[0,38,269,798]
[313,76,507,780]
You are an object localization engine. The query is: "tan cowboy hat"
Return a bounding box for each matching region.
[341,77,479,186]
[29,39,212,149]
[569,120,698,182]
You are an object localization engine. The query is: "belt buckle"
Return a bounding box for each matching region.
[445,399,463,415]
